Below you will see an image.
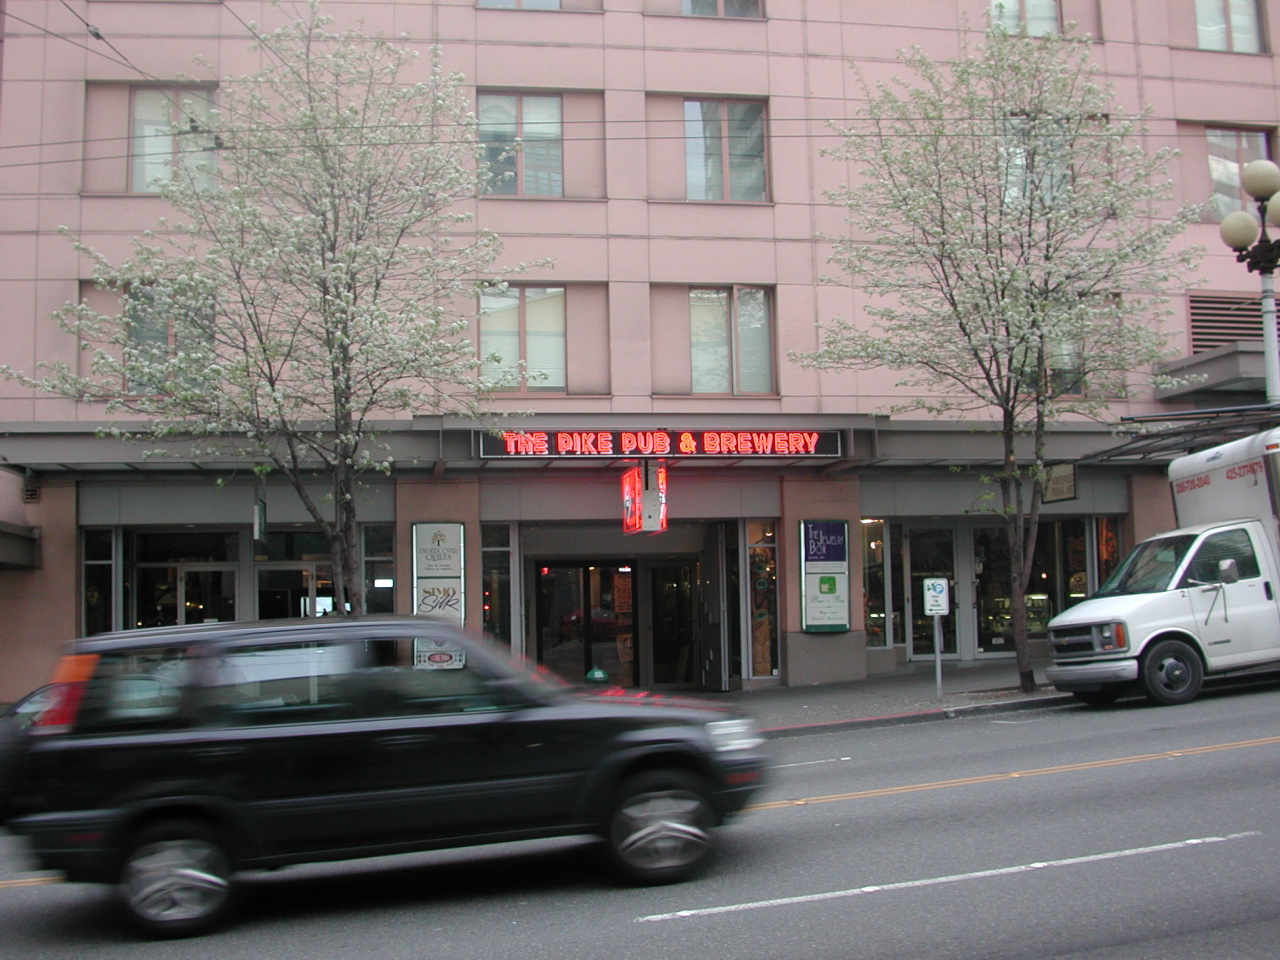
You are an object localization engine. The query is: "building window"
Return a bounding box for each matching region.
[478,93,563,197]
[862,520,893,647]
[1207,127,1271,220]
[478,0,560,7]
[1047,339,1084,395]
[1002,116,1070,207]
[689,286,774,394]
[123,287,173,395]
[83,528,118,636]
[481,524,514,647]
[991,0,1059,35]
[480,286,566,391]
[745,520,778,678]
[120,285,213,395]
[684,99,767,202]
[131,87,216,193]
[683,0,762,16]
[363,525,395,614]
[1195,0,1264,53]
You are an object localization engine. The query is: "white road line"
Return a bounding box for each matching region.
[635,832,1261,923]
[772,756,853,769]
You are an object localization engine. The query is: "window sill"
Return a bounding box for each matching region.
[650,198,774,207]
[479,195,604,202]
[1168,44,1270,56]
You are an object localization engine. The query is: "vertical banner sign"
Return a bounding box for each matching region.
[621,460,669,535]
[413,522,464,625]
[800,520,850,632]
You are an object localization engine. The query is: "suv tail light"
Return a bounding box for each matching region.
[31,655,99,736]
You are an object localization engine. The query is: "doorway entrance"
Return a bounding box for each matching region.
[133,565,237,628]
[904,525,958,659]
[530,558,704,689]
[899,519,1093,661]
[534,563,636,686]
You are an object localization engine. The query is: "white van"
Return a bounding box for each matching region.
[1046,427,1280,705]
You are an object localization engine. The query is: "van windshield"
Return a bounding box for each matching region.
[1094,534,1197,597]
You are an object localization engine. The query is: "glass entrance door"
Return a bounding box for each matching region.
[533,563,635,686]
[650,562,700,687]
[905,526,957,658]
[134,566,237,628]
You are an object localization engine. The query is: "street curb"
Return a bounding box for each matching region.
[761,693,1077,739]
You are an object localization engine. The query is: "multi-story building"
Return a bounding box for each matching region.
[0,0,1275,700]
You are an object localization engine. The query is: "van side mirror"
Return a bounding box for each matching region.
[1218,558,1240,584]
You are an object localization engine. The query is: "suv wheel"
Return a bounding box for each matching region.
[605,770,715,885]
[118,819,236,938]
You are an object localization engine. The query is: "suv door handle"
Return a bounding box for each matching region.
[193,745,246,760]
[376,734,435,748]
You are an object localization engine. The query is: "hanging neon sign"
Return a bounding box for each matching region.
[621,461,668,534]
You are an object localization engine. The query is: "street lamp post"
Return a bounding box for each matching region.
[1220,158,1280,405]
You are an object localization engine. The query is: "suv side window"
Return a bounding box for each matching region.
[1179,528,1262,587]
[212,641,357,725]
[75,646,192,732]
[362,636,505,716]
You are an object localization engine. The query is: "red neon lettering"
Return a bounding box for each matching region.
[703,432,719,454]
[750,433,774,453]
[619,432,669,455]
[776,433,790,454]
[504,431,549,455]
[679,432,698,454]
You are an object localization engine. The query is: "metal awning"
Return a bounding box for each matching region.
[1073,404,1280,465]
[0,521,39,569]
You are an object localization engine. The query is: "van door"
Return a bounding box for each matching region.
[1178,526,1280,667]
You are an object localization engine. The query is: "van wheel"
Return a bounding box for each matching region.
[1140,640,1203,706]
[118,819,236,938]
[604,770,715,885]
[1073,687,1122,707]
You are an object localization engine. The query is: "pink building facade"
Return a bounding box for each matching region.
[0,0,1275,699]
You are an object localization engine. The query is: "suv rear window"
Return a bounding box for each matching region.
[74,646,193,732]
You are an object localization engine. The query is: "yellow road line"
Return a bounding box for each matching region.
[748,734,1280,812]
[0,875,61,889]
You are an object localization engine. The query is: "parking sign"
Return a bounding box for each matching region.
[922,577,950,616]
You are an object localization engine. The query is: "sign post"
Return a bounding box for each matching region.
[922,577,950,700]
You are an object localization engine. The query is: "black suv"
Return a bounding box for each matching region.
[0,616,766,937]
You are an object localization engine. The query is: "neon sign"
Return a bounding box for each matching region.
[622,461,668,534]
[482,429,841,458]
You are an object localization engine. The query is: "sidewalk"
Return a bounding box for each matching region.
[708,658,1075,737]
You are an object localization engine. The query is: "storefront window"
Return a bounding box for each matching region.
[363,524,394,614]
[861,520,890,646]
[746,520,778,676]
[481,523,513,646]
[1095,516,1122,589]
[256,530,330,562]
[83,529,116,636]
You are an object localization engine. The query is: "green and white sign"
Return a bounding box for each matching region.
[800,520,850,632]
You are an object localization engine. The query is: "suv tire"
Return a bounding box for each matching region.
[604,769,715,885]
[118,819,237,938]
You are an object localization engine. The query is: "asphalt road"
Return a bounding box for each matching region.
[3,680,1280,959]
